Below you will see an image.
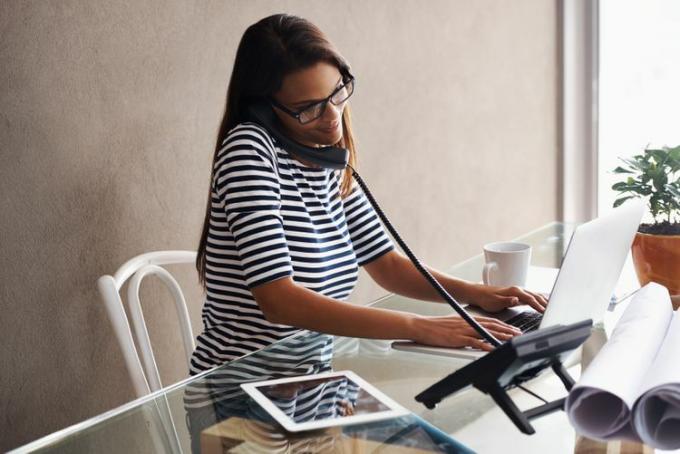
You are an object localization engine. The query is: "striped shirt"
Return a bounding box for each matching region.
[189,122,394,375]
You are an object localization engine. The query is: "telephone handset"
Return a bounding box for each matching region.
[246,100,501,347]
[247,102,349,170]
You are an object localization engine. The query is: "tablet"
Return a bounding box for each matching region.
[241,370,409,432]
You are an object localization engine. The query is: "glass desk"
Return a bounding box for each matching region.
[13,223,643,453]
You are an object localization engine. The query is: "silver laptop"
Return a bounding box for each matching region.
[392,200,645,361]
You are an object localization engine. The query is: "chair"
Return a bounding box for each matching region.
[97,250,198,454]
[97,250,197,397]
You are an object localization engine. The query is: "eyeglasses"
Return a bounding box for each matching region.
[270,77,355,125]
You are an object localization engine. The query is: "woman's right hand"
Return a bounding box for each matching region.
[410,315,522,351]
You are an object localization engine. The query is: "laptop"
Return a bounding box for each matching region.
[392,200,645,361]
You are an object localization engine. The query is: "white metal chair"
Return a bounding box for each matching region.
[97,250,197,397]
[97,250,198,454]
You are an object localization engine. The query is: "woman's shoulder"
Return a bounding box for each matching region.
[215,122,279,166]
[221,122,278,153]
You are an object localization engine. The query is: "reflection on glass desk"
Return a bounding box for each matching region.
[184,337,473,453]
[13,223,645,453]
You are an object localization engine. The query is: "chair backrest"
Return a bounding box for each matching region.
[97,250,197,397]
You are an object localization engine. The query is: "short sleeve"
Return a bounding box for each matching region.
[212,125,293,288]
[341,178,395,266]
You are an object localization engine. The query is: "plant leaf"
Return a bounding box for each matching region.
[665,183,680,199]
[612,166,633,174]
[621,157,648,172]
[668,147,680,172]
[613,196,635,208]
[647,148,670,166]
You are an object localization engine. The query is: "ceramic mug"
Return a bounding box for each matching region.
[482,242,532,287]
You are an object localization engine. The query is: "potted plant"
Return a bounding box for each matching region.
[612,145,680,306]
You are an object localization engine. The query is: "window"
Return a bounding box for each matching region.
[598,0,680,218]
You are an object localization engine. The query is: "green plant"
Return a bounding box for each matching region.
[613,145,680,227]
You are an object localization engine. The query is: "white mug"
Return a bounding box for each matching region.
[482,242,532,287]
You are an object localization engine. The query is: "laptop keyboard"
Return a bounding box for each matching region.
[505,311,543,332]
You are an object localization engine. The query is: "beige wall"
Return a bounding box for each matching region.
[0,1,559,450]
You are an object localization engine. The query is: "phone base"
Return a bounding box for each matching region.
[415,320,592,435]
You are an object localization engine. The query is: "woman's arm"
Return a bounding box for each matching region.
[251,276,520,350]
[363,250,548,313]
[362,250,473,302]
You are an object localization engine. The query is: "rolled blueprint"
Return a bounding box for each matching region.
[632,312,680,449]
[566,283,672,442]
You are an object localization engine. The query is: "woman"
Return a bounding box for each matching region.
[189,14,547,375]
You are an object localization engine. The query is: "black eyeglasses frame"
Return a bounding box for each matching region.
[269,77,355,125]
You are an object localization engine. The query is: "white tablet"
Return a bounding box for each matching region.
[241,370,409,432]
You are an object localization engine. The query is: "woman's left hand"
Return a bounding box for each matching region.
[464,283,549,314]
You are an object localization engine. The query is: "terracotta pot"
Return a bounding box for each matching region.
[631,232,680,306]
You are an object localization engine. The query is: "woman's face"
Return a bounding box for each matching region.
[272,61,347,148]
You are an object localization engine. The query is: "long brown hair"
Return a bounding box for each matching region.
[196,14,358,285]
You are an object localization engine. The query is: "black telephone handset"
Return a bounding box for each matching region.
[246,100,501,347]
[247,102,349,170]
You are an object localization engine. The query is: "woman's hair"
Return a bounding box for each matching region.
[196,14,358,284]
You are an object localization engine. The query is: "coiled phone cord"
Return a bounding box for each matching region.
[348,166,502,347]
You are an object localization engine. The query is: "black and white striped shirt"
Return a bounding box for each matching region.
[189,123,394,374]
